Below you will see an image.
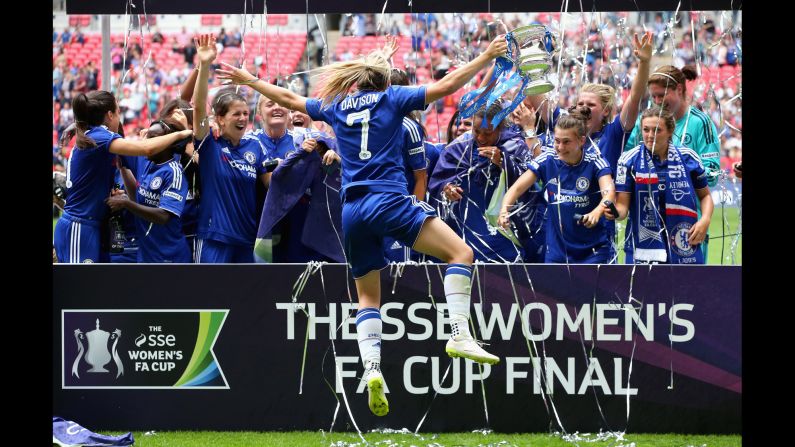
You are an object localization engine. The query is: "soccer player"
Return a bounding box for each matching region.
[522,32,652,262]
[53,91,192,263]
[192,34,272,263]
[159,99,201,262]
[606,106,713,264]
[499,109,615,264]
[429,100,535,263]
[250,96,296,160]
[622,65,721,260]
[217,33,507,416]
[106,118,192,263]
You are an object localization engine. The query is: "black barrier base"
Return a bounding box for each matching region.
[54,264,740,433]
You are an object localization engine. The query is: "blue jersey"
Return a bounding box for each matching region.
[528,149,612,262]
[401,117,427,195]
[586,113,630,174]
[616,145,708,254]
[128,157,191,262]
[63,125,122,222]
[305,85,427,197]
[425,141,443,179]
[174,153,200,238]
[249,128,295,160]
[196,134,270,245]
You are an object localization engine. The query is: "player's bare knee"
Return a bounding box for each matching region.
[450,244,474,265]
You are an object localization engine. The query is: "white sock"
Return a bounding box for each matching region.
[444,263,472,339]
[355,307,382,370]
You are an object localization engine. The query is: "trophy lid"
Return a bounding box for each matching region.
[510,24,548,47]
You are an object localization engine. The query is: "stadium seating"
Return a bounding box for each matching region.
[57,32,307,78]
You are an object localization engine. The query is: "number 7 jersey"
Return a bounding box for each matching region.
[305,85,427,197]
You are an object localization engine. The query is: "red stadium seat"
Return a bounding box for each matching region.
[201,15,222,26]
[267,14,288,26]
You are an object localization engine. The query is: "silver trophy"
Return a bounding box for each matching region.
[509,25,557,96]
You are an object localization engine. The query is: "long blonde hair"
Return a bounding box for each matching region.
[314,50,392,109]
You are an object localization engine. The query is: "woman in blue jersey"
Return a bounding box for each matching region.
[105,118,192,263]
[218,33,507,417]
[519,32,651,262]
[622,65,721,260]
[54,91,193,264]
[192,34,272,263]
[499,109,615,264]
[607,106,713,264]
[429,100,538,263]
[157,99,202,262]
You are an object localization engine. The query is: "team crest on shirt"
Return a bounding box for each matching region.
[150,177,163,190]
[244,151,256,164]
[671,222,696,257]
[575,177,589,192]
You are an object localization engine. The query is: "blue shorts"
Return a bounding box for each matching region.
[197,238,254,263]
[54,213,104,263]
[343,191,436,278]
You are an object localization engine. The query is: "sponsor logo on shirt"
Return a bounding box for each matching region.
[138,187,161,206]
[408,147,424,155]
[221,147,231,155]
[228,159,258,178]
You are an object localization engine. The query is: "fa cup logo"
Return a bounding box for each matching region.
[72,318,124,379]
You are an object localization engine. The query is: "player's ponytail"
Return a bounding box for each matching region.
[72,91,117,149]
[314,49,391,109]
[559,106,591,140]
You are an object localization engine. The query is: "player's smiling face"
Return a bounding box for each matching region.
[553,127,584,164]
[290,110,311,128]
[641,116,672,152]
[260,99,288,129]
[472,115,500,147]
[219,100,249,142]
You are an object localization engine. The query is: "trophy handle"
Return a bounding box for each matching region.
[111,329,124,378]
[72,329,84,379]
